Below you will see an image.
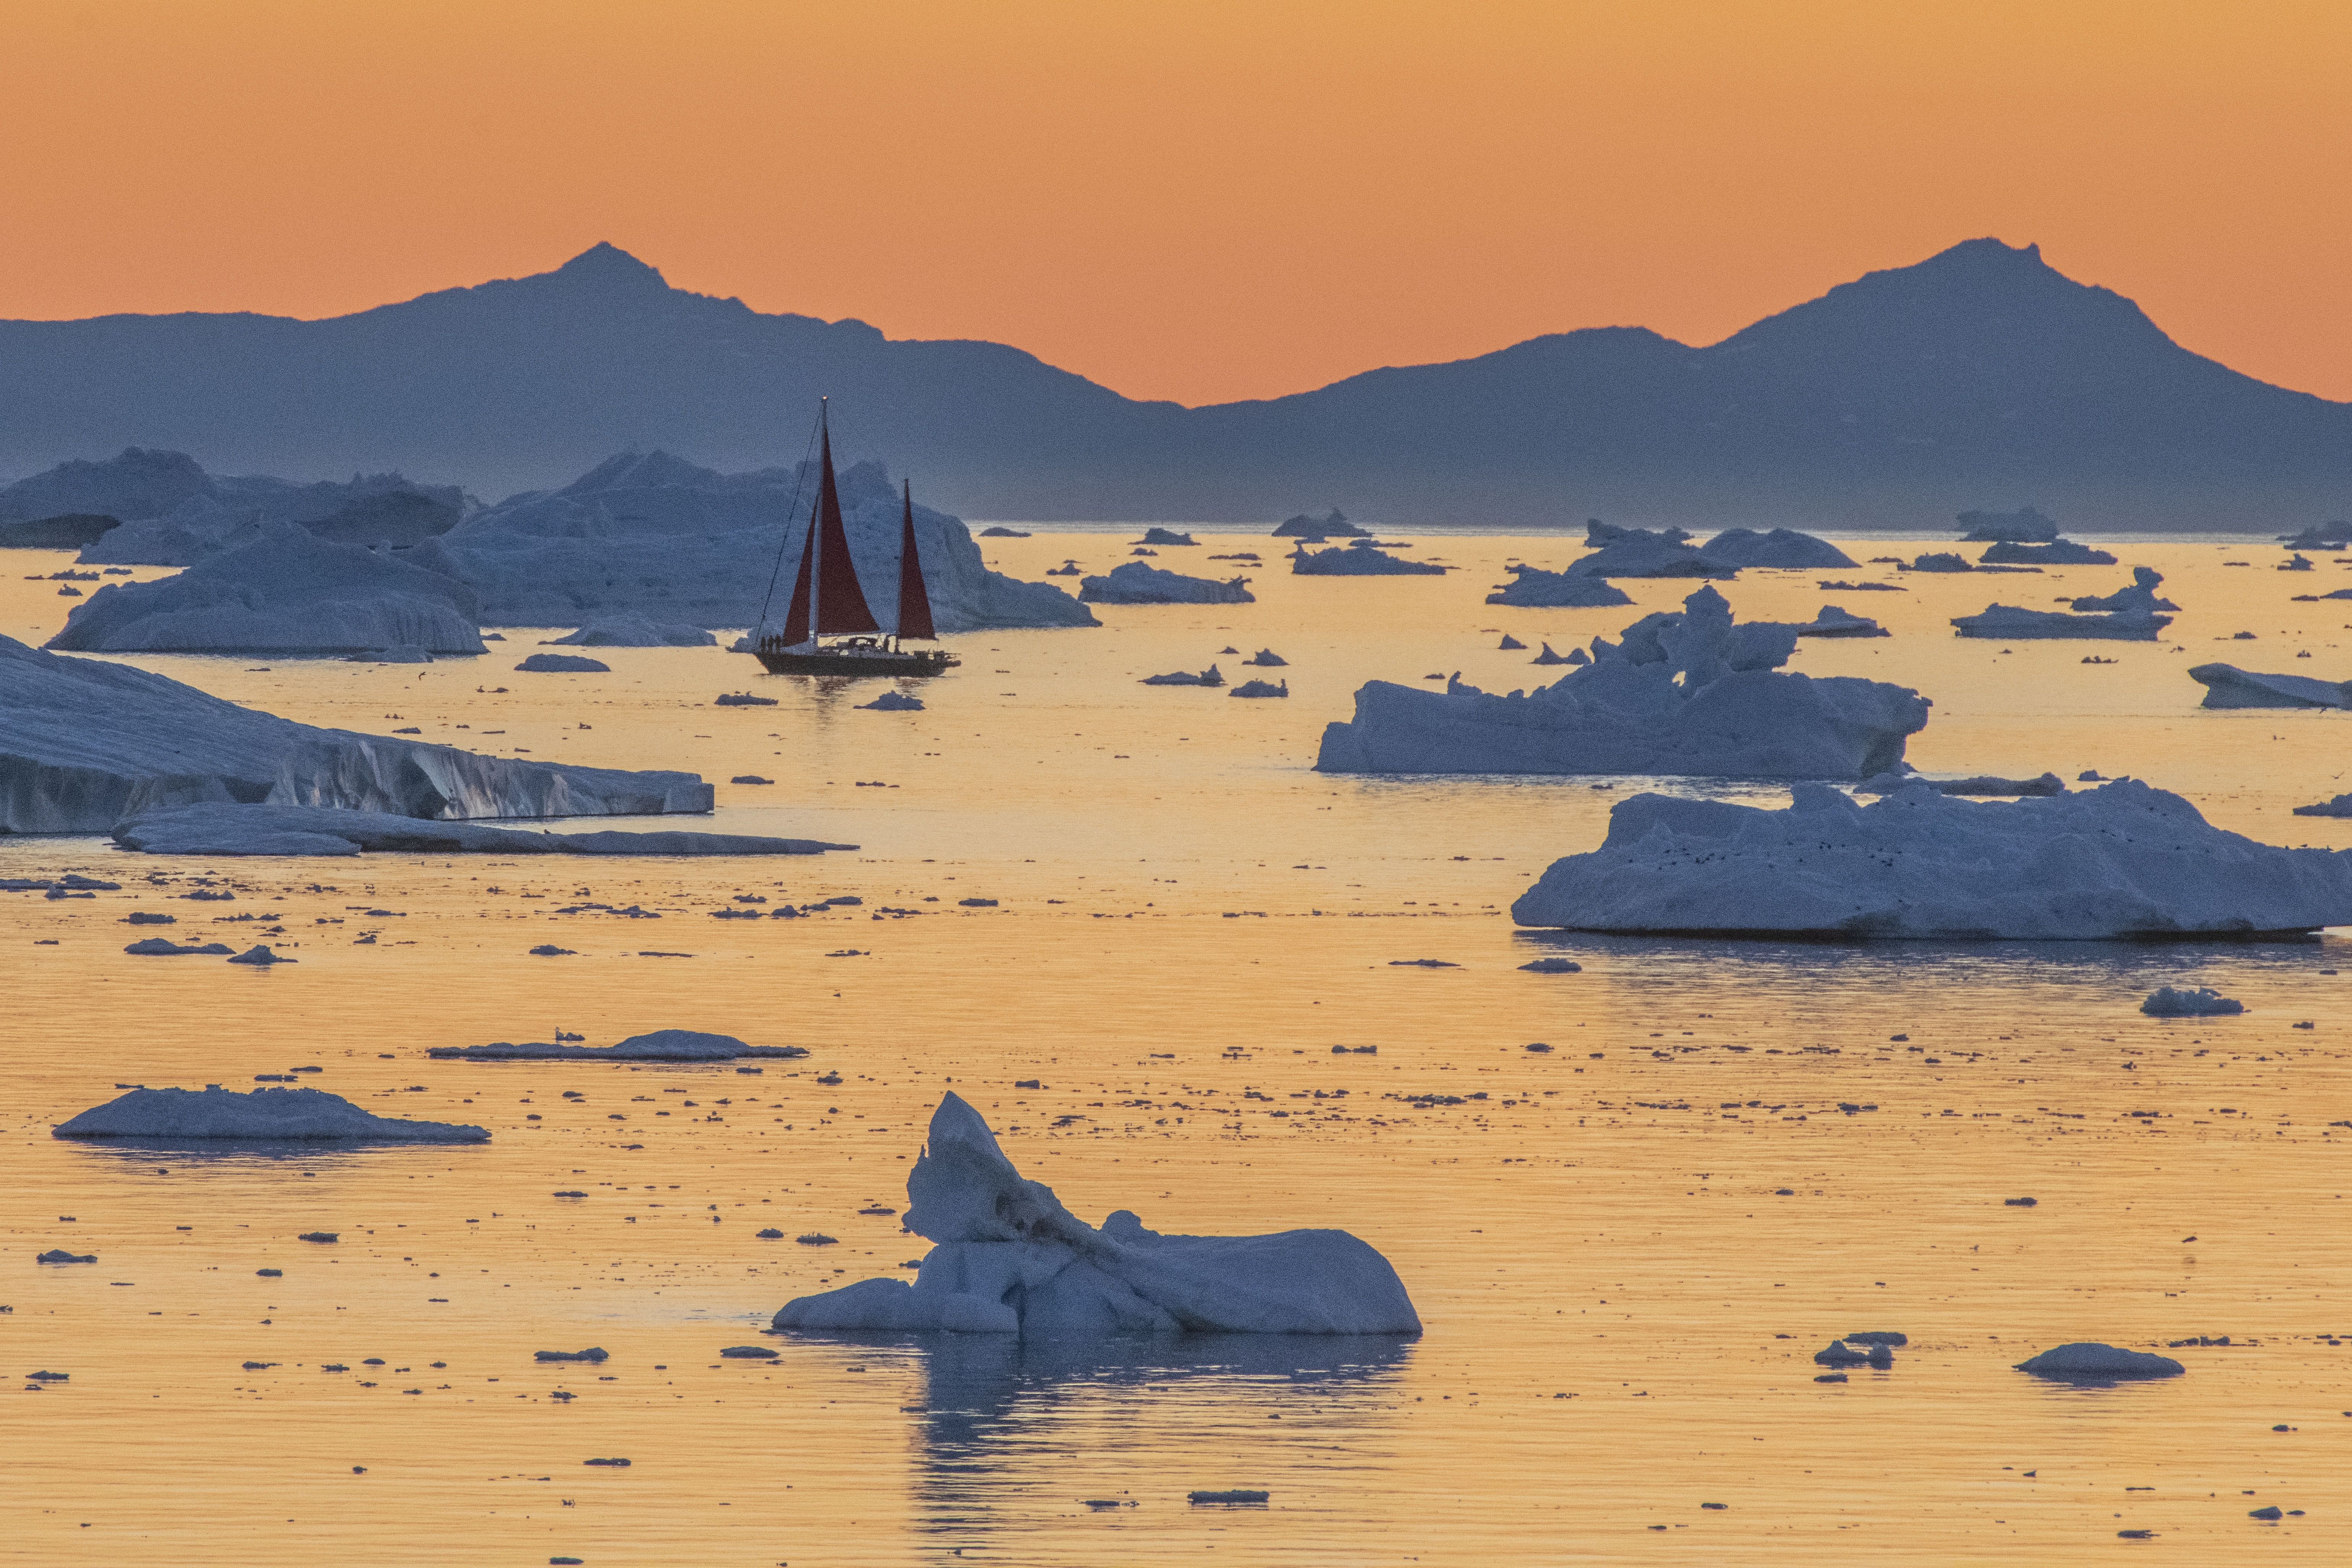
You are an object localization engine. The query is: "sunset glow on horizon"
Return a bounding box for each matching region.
[11,0,2349,405]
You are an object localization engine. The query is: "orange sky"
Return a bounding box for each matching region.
[9,1,2349,405]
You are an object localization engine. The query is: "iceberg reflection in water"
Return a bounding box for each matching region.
[800,1331,1416,1547]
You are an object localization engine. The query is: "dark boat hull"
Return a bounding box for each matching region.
[750,643,957,678]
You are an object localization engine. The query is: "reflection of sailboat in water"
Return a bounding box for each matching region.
[879,1331,1413,1547]
[750,399,959,678]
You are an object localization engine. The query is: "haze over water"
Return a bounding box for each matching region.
[7,535,2352,1564]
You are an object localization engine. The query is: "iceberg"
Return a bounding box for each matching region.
[1951,603,2170,640]
[45,524,485,655]
[0,513,121,550]
[1979,539,2118,566]
[1906,552,1975,573]
[2141,987,2244,1017]
[2292,794,2352,818]
[2012,1343,2184,1382]
[856,690,925,711]
[545,617,716,647]
[1141,666,1224,687]
[1857,771,2063,797]
[1229,678,1289,698]
[1795,605,1888,638]
[515,653,610,673]
[1562,521,1734,580]
[2187,664,2347,710]
[2280,521,2352,550]
[1510,779,2352,939]
[1079,561,1255,604]
[1272,510,1365,539]
[0,634,716,834]
[111,803,852,857]
[429,1029,807,1061]
[773,1094,1419,1336]
[53,1085,488,1143]
[1698,528,1856,569]
[1317,586,1928,779]
[1956,506,2060,543]
[1137,528,1198,546]
[442,451,1094,634]
[1484,566,1634,608]
[2070,566,2177,613]
[1288,540,1447,576]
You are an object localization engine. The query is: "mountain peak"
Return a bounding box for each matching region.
[548,242,669,290]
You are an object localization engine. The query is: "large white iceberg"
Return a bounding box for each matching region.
[111,803,850,858]
[0,634,713,834]
[2187,664,2346,709]
[1511,779,2352,938]
[54,1085,488,1143]
[46,524,485,655]
[440,451,1094,633]
[1317,585,1928,778]
[1080,561,1255,605]
[774,1094,1420,1337]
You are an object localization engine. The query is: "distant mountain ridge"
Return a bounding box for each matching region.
[2,238,2344,528]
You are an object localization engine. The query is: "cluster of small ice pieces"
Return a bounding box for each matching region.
[430,1029,807,1061]
[53,1085,487,1144]
[0,633,714,834]
[1512,779,2352,939]
[1079,561,1256,605]
[1318,585,1928,779]
[775,1093,1420,1336]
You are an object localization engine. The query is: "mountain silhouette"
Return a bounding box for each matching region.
[2,238,2342,526]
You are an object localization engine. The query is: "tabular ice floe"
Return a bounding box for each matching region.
[774,1093,1420,1336]
[2189,664,2347,710]
[1079,561,1256,605]
[1141,666,1224,687]
[2142,987,2246,1017]
[52,1085,488,1144]
[111,802,852,858]
[515,653,610,673]
[1952,602,2171,640]
[429,1029,808,1061]
[1978,539,2116,566]
[44,523,486,655]
[1317,585,1929,778]
[1511,779,2352,939]
[0,634,714,834]
[545,616,716,647]
[444,452,1097,633]
[2013,1343,2185,1382]
[1288,540,1448,575]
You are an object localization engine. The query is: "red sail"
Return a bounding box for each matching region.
[812,425,879,635]
[895,482,937,641]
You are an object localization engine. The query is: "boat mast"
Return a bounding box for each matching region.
[810,397,826,644]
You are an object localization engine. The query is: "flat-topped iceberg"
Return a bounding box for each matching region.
[445,451,1093,633]
[45,523,485,655]
[1288,540,1447,576]
[430,1029,807,1061]
[546,617,716,647]
[0,634,717,834]
[774,1093,1419,1336]
[1511,779,2352,939]
[2187,664,2347,710]
[1317,585,1928,779]
[1699,528,1855,569]
[54,1085,488,1143]
[1080,561,1255,604]
[1979,539,2116,566]
[1951,602,2170,640]
[1484,566,1634,608]
[112,803,850,857]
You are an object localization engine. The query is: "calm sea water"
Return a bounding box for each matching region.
[6,536,2352,1564]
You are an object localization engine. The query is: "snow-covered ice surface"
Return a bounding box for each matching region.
[1511,779,2352,938]
[111,803,850,857]
[1698,529,1857,569]
[776,1093,1419,1336]
[1079,562,1256,605]
[53,1085,488,1143]
[1318,586,1928,778]
[429,1029,807,1061]
[0,634,714,833]
[45,524,486,655]
[2188,663,2347,709]
[545,617,716,647]
[439,452,1094,633]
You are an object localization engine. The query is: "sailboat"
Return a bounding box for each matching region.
[750,403,959,678]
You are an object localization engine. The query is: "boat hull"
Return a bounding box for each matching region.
[750,644,957,678]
